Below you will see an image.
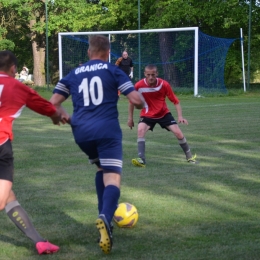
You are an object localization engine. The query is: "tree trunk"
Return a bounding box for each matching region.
[159,32,180,87]
[30,18,46,86]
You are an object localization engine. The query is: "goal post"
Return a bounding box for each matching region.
[58,27,235,96]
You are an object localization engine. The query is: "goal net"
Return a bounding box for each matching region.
[58,28,236,96]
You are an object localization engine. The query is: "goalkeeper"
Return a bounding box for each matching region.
[115,51,134,79]
[128,64,197,167]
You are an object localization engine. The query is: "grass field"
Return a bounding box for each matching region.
[0,91,260,260]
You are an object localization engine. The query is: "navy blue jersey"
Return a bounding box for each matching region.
[53,59,135,142]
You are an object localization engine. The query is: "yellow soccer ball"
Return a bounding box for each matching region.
[113,202,139,228]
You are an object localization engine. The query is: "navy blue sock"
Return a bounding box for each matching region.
[95,170,104,214]
[101,185,120,224]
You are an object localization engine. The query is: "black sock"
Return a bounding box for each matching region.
[5,200,45,244]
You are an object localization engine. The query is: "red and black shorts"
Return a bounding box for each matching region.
[138,113,177,131]
[0,140,14,182]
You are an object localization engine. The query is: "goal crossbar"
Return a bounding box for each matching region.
[58,27,199,95]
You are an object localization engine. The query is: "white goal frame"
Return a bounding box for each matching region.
[58,27,199,96]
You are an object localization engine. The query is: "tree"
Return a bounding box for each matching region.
[0,27,15,51]
[142,0,260,84]
[1,0,259,85]
[0,3,17,51]
[1,0,111,85]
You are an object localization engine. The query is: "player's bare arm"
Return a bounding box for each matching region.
[127,102,135,129]
[127,91,144,129]
[50,93,71,124]
[127,91,144,109]
[175,103,188,125]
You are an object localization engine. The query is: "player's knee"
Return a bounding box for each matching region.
[103,172,121,188]
[137,129,146,137]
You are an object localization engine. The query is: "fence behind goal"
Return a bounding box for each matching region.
[58,28,236,95]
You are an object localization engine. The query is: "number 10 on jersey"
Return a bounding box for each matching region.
[79,77,103,106]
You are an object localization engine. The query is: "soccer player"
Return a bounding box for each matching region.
[49,35,144,254]
[115,51,134,96]
[128,64,197,167]
[0,50,61,254]
[115,51,134,79]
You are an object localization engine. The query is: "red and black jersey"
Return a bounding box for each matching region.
[134,78,179,119]
[0,72,57,145]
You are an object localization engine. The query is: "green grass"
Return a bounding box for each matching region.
[0,91,260,260]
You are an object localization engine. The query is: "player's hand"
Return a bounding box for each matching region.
[50,111,61,125]
[178,117,188,125]
[58,107,71,125]
[129,71,133,79]
[60,115,71,125]
[51,118,60,125]
[127,119,134,129]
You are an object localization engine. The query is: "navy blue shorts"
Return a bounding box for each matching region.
[77,138,122,174]
[0,140,14,182]
[138,113,177,131]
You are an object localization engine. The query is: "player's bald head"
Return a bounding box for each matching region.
[122,51,128,59]
[145,64,157,72]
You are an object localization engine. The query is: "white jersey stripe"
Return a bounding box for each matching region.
[118,81,133,93]
[55,82,70,95]
[138,82,163,93]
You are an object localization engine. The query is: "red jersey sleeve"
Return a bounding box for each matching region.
[24,87,57,116]
[0,75,57,144]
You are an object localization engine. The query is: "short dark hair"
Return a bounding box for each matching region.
[88,35,110,53]
[0,50,18,72]
[145,64,157,71]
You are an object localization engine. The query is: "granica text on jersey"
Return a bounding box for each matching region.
[75,63,108,74]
